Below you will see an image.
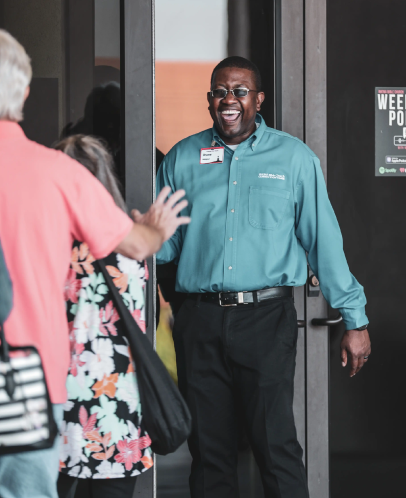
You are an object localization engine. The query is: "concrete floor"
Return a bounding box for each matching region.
[157,445,406,498]
[330,455,406,498]
[156,442,264,498]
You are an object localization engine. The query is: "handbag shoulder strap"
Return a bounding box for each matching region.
[97,258,146,339]
[0,322,10,364]
[0,320,16,398]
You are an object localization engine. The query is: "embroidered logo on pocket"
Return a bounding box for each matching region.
[258,173,286,180]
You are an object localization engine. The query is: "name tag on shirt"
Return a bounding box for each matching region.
[200,147,224,164]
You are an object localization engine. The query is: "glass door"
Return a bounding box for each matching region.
[0,2,155,496]
[0,0,122,158]
[155,1,276,497]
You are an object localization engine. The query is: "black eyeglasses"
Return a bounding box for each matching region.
[208,88,258,99]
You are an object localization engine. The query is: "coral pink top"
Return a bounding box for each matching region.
[0,122,133,403]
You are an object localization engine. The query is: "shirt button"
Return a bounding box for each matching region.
[228,266,232,270]
[233,181,237,185]
[229,238,233,241]
[235,157,239,160]
[231,209,235,213]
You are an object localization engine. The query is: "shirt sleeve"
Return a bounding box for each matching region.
[295,153,368,330]
[63,156,133,260]
[156,156,183,265]
[0,240,13,324]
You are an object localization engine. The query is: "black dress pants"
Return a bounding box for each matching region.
[57,472,137,498]
[173,296,309,498]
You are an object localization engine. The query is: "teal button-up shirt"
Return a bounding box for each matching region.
[157,115,367,330]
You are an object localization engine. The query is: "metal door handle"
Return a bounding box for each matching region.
[297,320,305,328]
[311,314,343,326]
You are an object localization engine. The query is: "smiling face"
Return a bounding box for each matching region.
[207,67,265,145]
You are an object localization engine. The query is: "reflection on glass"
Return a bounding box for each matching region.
[62,82,122,176]
[0,0,122,179]
[155,0,229,381]
[64,0,122,181]
[0,0,65,146]
[155,0,228,154]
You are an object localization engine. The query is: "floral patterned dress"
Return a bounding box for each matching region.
[59,241,153,479]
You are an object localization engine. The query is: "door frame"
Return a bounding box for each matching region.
[123,0,330,496]
[278,0,329,496]
[121,0,156,496]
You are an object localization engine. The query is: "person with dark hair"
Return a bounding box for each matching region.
[54,135,151,498]
[62,82,166,189]
[211,55,262,91]
[155,56,371,497]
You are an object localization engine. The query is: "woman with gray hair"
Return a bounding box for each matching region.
[0,29,190,498]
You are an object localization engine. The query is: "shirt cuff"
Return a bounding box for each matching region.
[156,243,172,265]
[340,307,369,331]
[157,237,180,265]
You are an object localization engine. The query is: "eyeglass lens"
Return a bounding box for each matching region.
[211,88,249,99]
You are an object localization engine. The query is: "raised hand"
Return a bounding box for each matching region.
[131,186,191,243]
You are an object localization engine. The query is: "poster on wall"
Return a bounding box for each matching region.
[375,87,406,176]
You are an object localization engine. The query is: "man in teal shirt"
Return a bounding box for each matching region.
[156,57,371,498]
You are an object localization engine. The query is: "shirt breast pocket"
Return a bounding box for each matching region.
[249,186,291,230]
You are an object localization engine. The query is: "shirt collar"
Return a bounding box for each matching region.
[211,113,266,150]
[0,121,26,141]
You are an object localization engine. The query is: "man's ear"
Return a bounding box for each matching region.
[207,92,211,105]
[256,92,265,111]
[24,86,30,103]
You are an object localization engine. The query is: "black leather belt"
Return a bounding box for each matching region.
[191,286,293,307]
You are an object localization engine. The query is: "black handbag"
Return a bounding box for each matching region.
[0,322,57,455]
[97,259,192,455]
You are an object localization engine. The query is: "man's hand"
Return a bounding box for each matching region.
[340,329,371,377]
[132,186,191,243]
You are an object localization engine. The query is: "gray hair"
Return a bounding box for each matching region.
[54,135,128,213]
[0,30,32,122]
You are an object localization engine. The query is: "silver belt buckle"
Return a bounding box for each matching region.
[238,291,248,304]
[219,292,237,307]
[237,291,248,304]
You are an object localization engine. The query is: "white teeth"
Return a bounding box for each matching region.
[221,110,240,114]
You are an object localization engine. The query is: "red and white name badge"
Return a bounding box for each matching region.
[200,147,224,164]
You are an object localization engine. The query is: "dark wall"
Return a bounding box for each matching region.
[328,0,406,458]
[249,0,275,127]
[227,0,275,127]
